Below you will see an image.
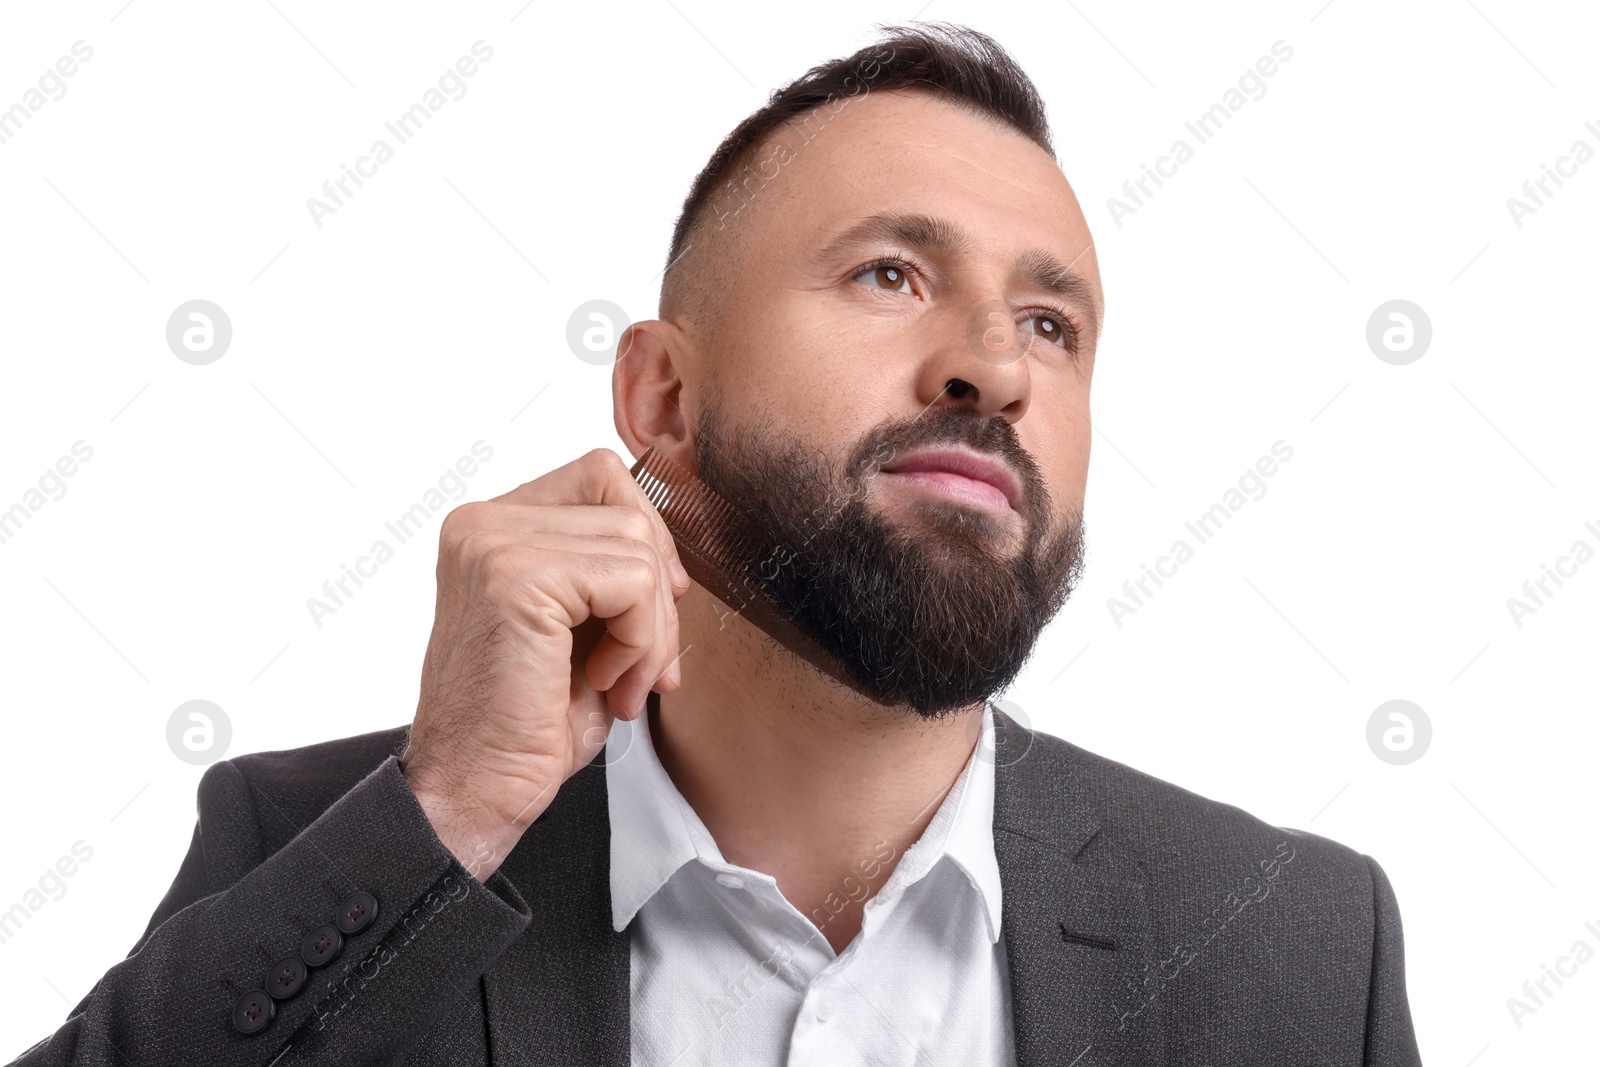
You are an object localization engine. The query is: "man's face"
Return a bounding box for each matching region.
[676,88,1102,715]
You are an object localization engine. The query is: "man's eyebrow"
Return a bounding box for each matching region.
[816,211,1102,343]
[815,212,975,263]
[1014,246,1102,344]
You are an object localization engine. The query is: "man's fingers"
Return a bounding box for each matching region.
[487,448,691,593]
[480,536,681,715]
[458,517,685,701]
[453,502,692,599]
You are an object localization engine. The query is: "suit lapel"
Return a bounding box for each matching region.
[482,753,629,1066]
[992,709,1159,1067]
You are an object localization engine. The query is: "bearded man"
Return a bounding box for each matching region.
[14,22,1421,1067]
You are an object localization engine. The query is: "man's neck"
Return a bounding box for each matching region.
[652,586,985,953]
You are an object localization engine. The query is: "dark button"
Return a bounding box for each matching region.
[299,923,343,968]
[265,955,308,1000]
[336,891,379,936]
[232,988,275,1034]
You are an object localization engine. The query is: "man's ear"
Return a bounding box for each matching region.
[612,318,693,462]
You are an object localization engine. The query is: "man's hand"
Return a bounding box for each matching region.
[399,448,691,881]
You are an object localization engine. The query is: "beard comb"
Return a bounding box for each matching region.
[629,445,891,705]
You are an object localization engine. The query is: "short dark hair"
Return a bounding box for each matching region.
[659,21,1055,327]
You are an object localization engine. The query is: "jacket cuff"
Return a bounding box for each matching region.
[217,754,531,1059]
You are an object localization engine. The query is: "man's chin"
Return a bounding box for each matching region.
[793,586,1044,718]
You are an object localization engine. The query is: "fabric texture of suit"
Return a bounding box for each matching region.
[8,708,1423,1065]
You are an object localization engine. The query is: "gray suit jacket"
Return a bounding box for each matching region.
[9,709,1422,1065]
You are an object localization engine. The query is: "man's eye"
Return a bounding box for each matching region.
[858,263,912,293]
[1021,313,1074,349]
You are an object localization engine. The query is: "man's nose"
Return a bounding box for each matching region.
[915,302,1033,422]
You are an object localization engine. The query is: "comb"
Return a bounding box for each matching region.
[629,445,889,704]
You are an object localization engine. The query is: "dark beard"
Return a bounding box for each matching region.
[691,398,1086,718]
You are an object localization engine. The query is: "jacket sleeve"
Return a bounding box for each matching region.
[1362,855,1424,1066]
[6,754,533,1066]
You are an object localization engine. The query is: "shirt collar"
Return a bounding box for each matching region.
[605,700,1004,945]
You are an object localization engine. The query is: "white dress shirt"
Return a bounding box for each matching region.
[606,700,1018,1066]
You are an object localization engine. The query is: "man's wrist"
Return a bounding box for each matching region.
[400,768,520,882]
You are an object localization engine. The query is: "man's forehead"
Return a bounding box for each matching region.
[780,89,1065,193]
[769,92,1095,267]
[674,88,1100,335]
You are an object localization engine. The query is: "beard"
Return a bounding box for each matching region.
[691,396,1086,719]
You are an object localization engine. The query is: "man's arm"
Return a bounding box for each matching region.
[1364,855,1424,1066]
[8,754,530,1066]
[9,448,690,1064]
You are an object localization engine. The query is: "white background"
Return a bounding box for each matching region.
[2,0,1596,1061]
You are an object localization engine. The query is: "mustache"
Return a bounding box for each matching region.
[844,406,1051,522]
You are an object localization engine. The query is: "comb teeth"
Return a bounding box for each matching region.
[629,445,888,705]
[631,446,763,574]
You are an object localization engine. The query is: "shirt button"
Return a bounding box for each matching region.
[814,994,833,1022]
[714,873,746,890]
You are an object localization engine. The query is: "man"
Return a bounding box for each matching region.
[11,22,1422,1067]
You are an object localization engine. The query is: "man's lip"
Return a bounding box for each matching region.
[876,448,1021,509]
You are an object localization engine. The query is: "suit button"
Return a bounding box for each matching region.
[299,923,343,968]
[232,988,275,1034]
[265,955,308,1000]
[336,891,379,936]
